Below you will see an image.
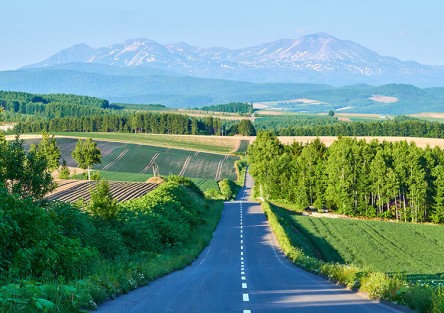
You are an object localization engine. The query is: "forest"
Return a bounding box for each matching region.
[272,118,444,138]
[13,112,224,135]
[197,102,254,114]
[248,131,444,223]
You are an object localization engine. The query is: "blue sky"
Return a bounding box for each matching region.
[1,0,443,70]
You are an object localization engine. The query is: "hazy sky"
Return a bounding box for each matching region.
[1,0,443,70]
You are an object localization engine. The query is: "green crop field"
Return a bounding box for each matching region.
[49,132,240,154]
[273,204,444,284]
[24,137,238,182]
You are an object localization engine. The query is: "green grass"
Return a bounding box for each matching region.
[50,132,236,154]
[273,204,444,283]
[93,171,152,182]
[190,178,219,191]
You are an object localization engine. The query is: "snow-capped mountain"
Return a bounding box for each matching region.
[24,33,444,86]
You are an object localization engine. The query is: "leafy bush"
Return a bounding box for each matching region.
[218,179,239,200]
[0,171,220,312]
[0,188,96,280]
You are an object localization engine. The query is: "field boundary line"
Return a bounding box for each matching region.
[140,153,160,174]
[179,156,192,176]
[102,149,129,171]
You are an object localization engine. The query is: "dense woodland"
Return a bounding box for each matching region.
[197,102,254,114]
[248,131,444,223]
[274,118,444,138]
[0,91,251,135]
[13,113,224,135]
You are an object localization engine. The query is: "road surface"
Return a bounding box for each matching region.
[94,174,402,312]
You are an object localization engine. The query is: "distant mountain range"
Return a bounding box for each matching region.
[1,33,444,113]
[24,33,444,86]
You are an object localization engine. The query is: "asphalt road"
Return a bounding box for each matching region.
[94,174,401,312]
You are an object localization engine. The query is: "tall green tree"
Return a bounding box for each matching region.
[29,132,61,171]
[71,138,102,181]
[0,133,55,200]
[87,180,119,219]
[237,119,256,136]
[432,165,444,223]
[247,131,283,199]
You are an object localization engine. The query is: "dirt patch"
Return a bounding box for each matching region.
[369,95,398,103]
[146,176,165,184]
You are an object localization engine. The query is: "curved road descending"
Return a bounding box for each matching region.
[95,174,400,313]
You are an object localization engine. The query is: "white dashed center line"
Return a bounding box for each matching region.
[240,203,251,312]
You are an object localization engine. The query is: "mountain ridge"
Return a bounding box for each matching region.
[23,33,444,86]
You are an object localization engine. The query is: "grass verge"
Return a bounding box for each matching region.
[262,201,444,313]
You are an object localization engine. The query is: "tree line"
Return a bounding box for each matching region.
[197,102,254,114]
[12,112,224,135]
[248,131,444,223]
[274,119,444,138]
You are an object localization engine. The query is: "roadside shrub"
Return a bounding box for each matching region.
[218,179,239,200]
[432,286,444,313]
[0,188,96,280]
[166,175,203,197]
[115,209,161,254]
[401,284,434,313]
[204,187,224,199]
[46,201,96,246]
[91,223,128,259]
[321,263,363,289]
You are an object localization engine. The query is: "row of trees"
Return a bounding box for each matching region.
[0,91,108,112]
[12,112,224,135]
[248,131,444,223]
[198,102,254,114]
[274,119,444,138]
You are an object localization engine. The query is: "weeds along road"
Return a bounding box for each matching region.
[94,174,402,313]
